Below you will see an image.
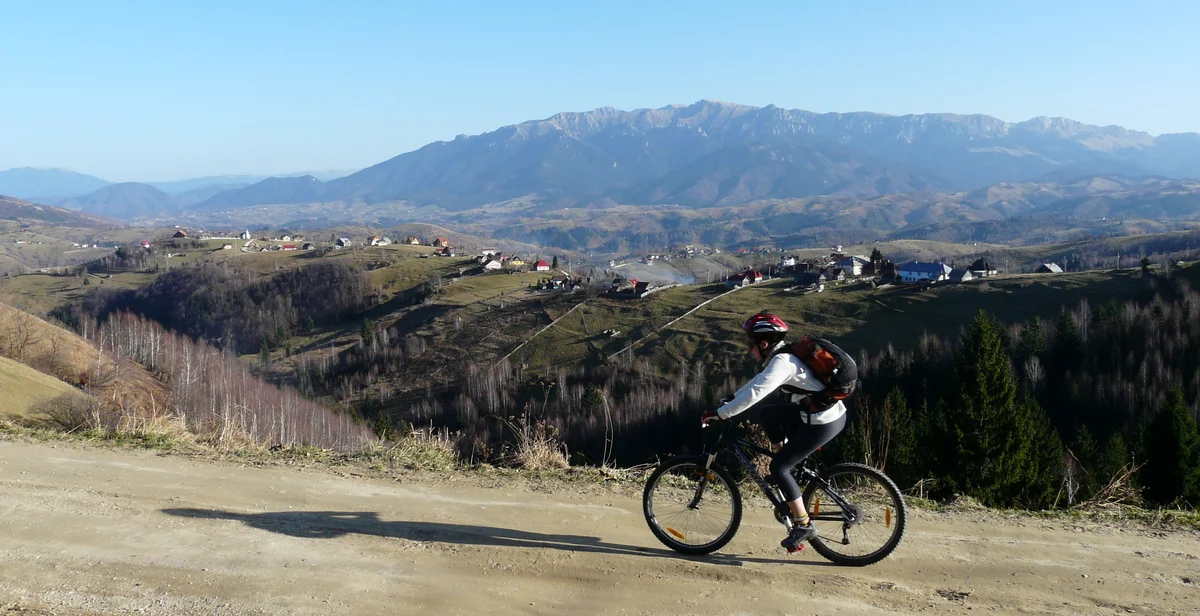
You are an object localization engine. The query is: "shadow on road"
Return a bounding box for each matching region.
[162,508,832,568]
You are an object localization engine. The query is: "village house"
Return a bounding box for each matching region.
[335,238,353,248]
[507,256,526,267]
[239,230,252,240]
[823,268,846,282]
[898,262,952,283]
[726,269,763,288]
[481,248,499,257]
[794,271,824,289]
[969,259,998,277]
[549,274,570,288]
[367,236,381,246]
[779,255,797,269]
[836,255,870,277]
[482,259,503,271]
[949,268,974,283]
[534,260,550,272]
[432,237,450,248]
[634,281,653,295]
[405,236,421,245]
[378,237,393,246]
[172,230,188,239]
[279,235,293,242]
[241,240,261,251]
[1036,263,1064,274]
[282,244,297,251]
[302,243,315,250]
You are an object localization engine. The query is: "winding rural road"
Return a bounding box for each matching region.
[1,439,1196,615]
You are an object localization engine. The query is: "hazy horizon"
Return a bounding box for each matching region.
[4,1,1198,181]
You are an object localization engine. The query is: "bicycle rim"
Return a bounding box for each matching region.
[803,464,906,565]
[645,461,738,552]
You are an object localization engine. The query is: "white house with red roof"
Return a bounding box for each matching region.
[534,260,550,271]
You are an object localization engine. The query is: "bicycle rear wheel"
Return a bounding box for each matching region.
[801,463,906,566]
[643,456,742,555]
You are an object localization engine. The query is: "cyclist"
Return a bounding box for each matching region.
[701,312,848,552]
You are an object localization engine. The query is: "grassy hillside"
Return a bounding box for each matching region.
[511,269,1151,371]
[0,355,84,419]
[0,302,167,412]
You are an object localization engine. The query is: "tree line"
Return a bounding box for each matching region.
[88,311,376,450]
[54,261,369,355]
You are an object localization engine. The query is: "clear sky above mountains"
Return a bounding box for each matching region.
[2,0,1196,181]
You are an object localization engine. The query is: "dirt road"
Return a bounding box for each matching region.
[1,440,1196,615]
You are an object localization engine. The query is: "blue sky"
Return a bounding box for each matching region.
[2,0,1196,181]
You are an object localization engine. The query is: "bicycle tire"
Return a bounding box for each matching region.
[642,456,743,555]
[801,463,906,567]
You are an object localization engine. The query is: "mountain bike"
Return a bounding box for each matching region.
[642,419,906,566]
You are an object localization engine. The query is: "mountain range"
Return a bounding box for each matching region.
[171,101,1200,215]
[9,101,1200,225]
[0,168,356,204]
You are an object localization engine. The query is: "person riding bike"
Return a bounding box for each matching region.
[700,312,849,552]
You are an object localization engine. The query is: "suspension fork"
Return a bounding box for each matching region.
[683,450,721,509]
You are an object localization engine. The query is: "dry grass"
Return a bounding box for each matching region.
[499,413,570,470]
[0,356,84,419]
[370,427,460,471]
[0,302,169,419]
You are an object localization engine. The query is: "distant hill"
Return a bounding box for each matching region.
[58,183,181,219]
[0,195,122,228]
[195,175,328,211]
[0,168,110,201]
[149,170,355,194]
[187,101,1200,213]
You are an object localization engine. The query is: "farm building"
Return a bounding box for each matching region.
[898,262,952,283]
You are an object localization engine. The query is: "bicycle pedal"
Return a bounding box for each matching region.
[786,545,805,554]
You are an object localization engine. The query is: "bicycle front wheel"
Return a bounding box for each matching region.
[801,463,906,566]
[642,456,742,555]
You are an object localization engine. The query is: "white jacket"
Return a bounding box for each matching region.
[716,344,847,425]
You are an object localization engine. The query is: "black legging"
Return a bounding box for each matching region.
[744,397,848,502]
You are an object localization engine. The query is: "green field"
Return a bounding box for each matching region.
[0,356,83,419]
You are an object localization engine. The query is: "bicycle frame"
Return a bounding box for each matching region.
[699,422,859,525]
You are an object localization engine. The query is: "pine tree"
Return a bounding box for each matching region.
[883,387,918,488]
[1142,389,1200,505]
[870,247,883,263]
[552,255,559,269]
[1071,424,1100,500]
[1097,433,1129,484]
[939,310,1040,506]
[1016,317,1047,362]
[1023,395,1065,508]
[361,318,375,348]
[258,342,271,372]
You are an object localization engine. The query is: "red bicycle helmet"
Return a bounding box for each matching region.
[742,312,789,342]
